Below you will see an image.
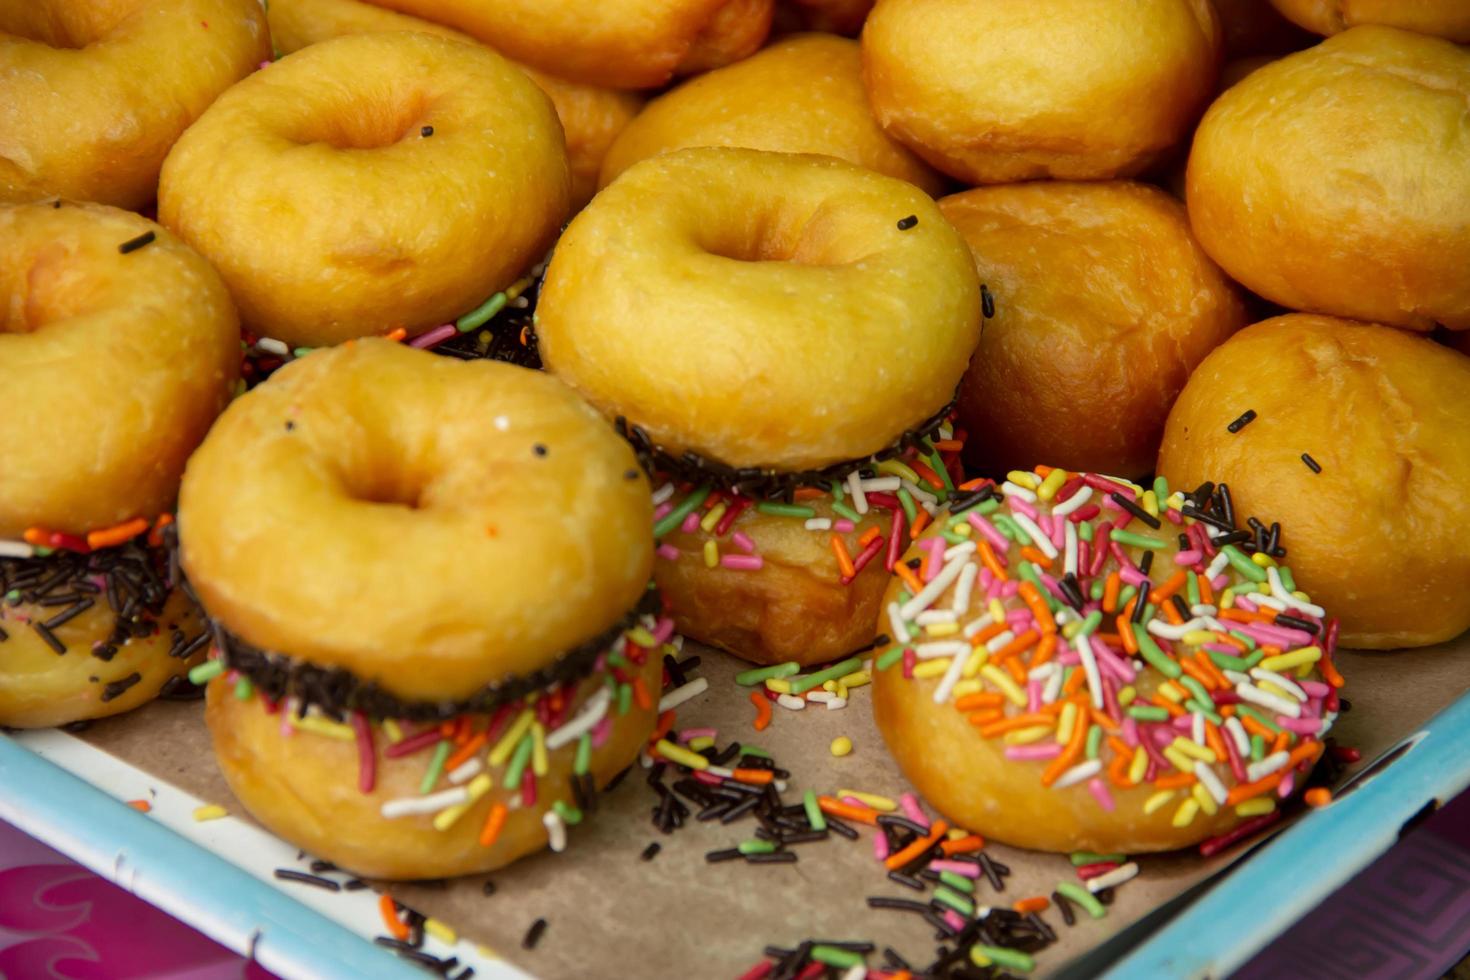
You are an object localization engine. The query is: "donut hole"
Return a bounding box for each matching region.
[0,243,104,335]
[696,204,873,267]
[0,4,131,49]
[337,464,430,511]
[287,90,433,151]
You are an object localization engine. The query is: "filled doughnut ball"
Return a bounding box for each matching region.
[599,33,942,194]
[945,181,1247,481]
[355,0,773,89]
[266,0,643,208]
[1186,26,1470,331]
[538,147,980,666]
[862,0,1223,184]
[0,0,269,209]
[0,201,239,727]
[1159,315,1470,650]
[159,31,571,348]
[1269,0,1470,42]
[873,467,1345,853]
[180,340,662,879]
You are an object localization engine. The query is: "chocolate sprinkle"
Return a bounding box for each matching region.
[272,869,341,891]
[100,672,142,702]
[981,283,995,319]
[521,918,547,950]
[1227,409,1257,433]
[420,125,434,137]
[118,230,155,254]
[1301,452,1322,474]
[897,215,918,230]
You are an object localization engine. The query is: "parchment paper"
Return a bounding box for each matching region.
[78,635,1469,977]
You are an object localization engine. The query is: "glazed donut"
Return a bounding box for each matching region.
[538,147,980,665]
[861,0,1222,184]
[944,181,1247,480]
[158,31,571,348]
[1159,315,1470,650]
[359,0,773,89]
[598,34,943,194]
[872,467,1345,853]
[1269,0,1470,42]
[179,339,660,878]
[1186,26,1470,331]
[0,0,269,209]
[0,201,239,727]
[266,0,643,209]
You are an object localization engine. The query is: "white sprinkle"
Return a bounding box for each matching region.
[543,811,567,853]
[448,757,483,785]
[1147,617,1210,640]
[658,677,709,713]
[899,554,969,619]
[826,697,848,711]
[1028,662,1059,683]
[0,540,34,559]
[1252,593,1290,612]
[915,641,968,660]
[807,691,835,703]
[1052,759,1103,789]
[1074,632,1104,709]
[1246,750,1291,783]
[1223,669,1252,686]
[932,643,969,705]
[984,630,1016,653]
[858,477,902,492]
[841,964,866,980]
[888,602,913,644]
[381,787,469,819]
[1237,683,1301,718]
[847,470,869,515]
[942,541,977,562]
[545,687,612,750]
[1225,716,1251,757]
[962,614,996,638]
[1205,551,1231,581]
[900,480,938,506]
[255,336,290,356]
[1063,521,1078,577]
[1195,761,1229,805]
[1249,667,1306,702]
[1190,604,1219,618]
[774,779,789,793]
[1191,711,1206,746]
[1001,481,1038,502]
[1042,668,1065,704]
[651,482,676,506]
[1086,861,1139,893]
[1011,512,1057,559]
[916,609,958,625]
[776,693,806,711]
[1051,485,1093,517]
[951,562,978,615]
[1268,565,1325,617]
[706,765,734,778]
[804,518,833,531]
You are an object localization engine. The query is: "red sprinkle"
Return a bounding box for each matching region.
[350,711,375,793]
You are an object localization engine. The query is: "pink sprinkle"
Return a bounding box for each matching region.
[1092,636,1137,683]
[902,648,916,679]
[650,617,676,646]
[1174,549,1203,565]
[929,860,980,877]
[834,519,855,533]
[732,531,756,554]
[680,511,701,534]
[1101,494,1124,514]
[720,554,763,571]
[1119,564,1147,587]
[258,60,271,69]
[1006,608,1032,630]
[1210,573,1230,591]
[408,324,456,349]
[1235,595,1259,612]
[899,792,928,828]
[1278,716,1321,735]
[279,712,294,738]
[1163,507,1184,525]
[1009,496,1038,520]
[694,770,723,786]
[680,727,718,742]
[943,910,967,933]
[1277,770,1295,798]
[656,544,680,561]
[1120,716,1139,747]
[1076,861,1121,880]
[1005,743,1063,760]
[652,502,674,523]
[1203,642,1240,655]
[1026,680,1042,712]
[1298,680,1331,698]
[999,580,1020,598]
[978,567,994,590]
[1087,777,1115,812]
[591,715,613,748]
[873,832,890,861]
[350,712,375,794]
[840,796,867,809]
[968,513,1010,552]
[923,538,946,582]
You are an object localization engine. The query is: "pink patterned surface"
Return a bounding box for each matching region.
[0,820,273,980]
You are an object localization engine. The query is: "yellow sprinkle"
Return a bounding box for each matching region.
[1006,470,1040,490]
[971,949,993,968]
[1118,685,1137,706]
[655,739,709,770]
[703,539,719,568]
[925,622,960,637]
[688,736,715,752]
[1171,738,1216,763]
[953,523,972,538]
[192,805,228,822]
[822,680,838,693]
[1257,680,1293,701]
[947,827,968,840]
[837,789,896,811]
[1235,798,1277,818]
[765,678,793,694]
[830,736,854,757]
[1166,492,1188,511]
[836,682,849,700]
[1037,468,1068,501]
[1143,790,1176,815]
[980,665,1027,706]
[383,719,404,743]
[433,774,493,831]
[1141,489,1159,517]
[424,918,458,945]
[1172,797,1201,827]
[1182,630,1220,646]
[531,721,549,777]
[1251,552,1276,568]
[843,671,871,689]
[628,626,657,647]
[1260,647,1322,672]
[476,945,498,959]
[1057,702,1078,746]
[1128,747,1148,784]
[877,459,921,483]
[291,716,355,741]
[1290,590,1314,604]
[1061,620,1082,640]
[1157,682,1185,704]
[952,679,983,697]
[1295,662,1315,679]
[914,658,952,679]
[1220,588,1236,610]
[961,648,989,679]
[504,275,533,300]
[700,503,727,533]
[988,599,1006,624]
[1163,746,1195,773]
[1003,725,1054,745]
[1192,782,1219,816]
[489,710,534,766]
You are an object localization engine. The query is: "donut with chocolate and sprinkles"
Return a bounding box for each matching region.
[871,466,1344,853]
[179,340,661,879]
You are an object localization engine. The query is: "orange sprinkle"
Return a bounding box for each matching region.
[977,540,1009,582]
[1204,722,1228,764]
[910,507,931,538]
[1088,706,1120,733]
[1220,607,1272,624]
[1152,697,1186,718]
[1288,739,1324,768]
[732,768,774,786]
[1162,600,1185,626]
[380,894,409,941]
[1107,736,1133,757]
[895,560,924,596]
[977,713,1055,739]
[22,527,49,547]
[649,709,676,745]
[1117,610,1139,655]
[858,526,882,548]
[1004,656,1027,684]
[910,459,946,491]
[1155,771,1198,789]
[1304,787,1332,808]
[817,796,878,826]
[438,720,457,738]
[478,802,509,847]
[969,620,1008,646]
[957,478,989,492]
[1030,633,1058,668]
[931,440,964,452]
[831,534,857,579]
[954,692,1006,712]
[1040,708,1090,786]
[749,691,772,731]
[1193,651,1232,690]
[966,710,1005,727]
[127,799,151,812]
[1149,570,1188,605]
[146,513,175,548]
[1034,465,1055,477]
[884,820,949,870]
[1197,574,1214,606]
[1019,546,1052,569]
[1013,896,1050,914]
[1018,582,1056,634]
[1319,655,1346,689]
[1178,657,1218,692]
[1062,668,1088,696]
[632,676,654,711]
[1106,756,1134,788]
[1271,731,1291,756]
[384,327,408,343]
[1102,572,1121,613]
[793,487,827,501]
[1226,772,1283,807]
[940,834,985,855]
[445,732,488,772]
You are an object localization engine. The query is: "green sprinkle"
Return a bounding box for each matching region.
[940,529,968,545]
[1077,610,1103,637]
[875,645,906,672]
[897,488,918,525]
[616,682,632,716]
[1221,545,1269,583]
[1111,530,1168,550]
[831,501,862,523]
[552,800,583,825]
[1056,881,1107,918]
[1250,733,1266,762]
[811,946,865,970]
[1016,560,1046,592]
[233,677,254,700]
[993,513,1026,544]
[829,479,845,502]
[421,739,451,794]
[1078,520,1094,542]
[1241,648,1266,668]
[652,485,711,539]
[1153,476,1169,501]
[4,589,20,603]
[188,660,224,685]
[1090,579,1106,601]
[1127,704,1170,722]
[971,945,1034,974]
[755,502,817,519]
[1085,723,1104,760]
[1279,565,1297,594]
[738,839,777,855]
[952,497,998,521]
[1116,584,1138,610]
[1228,629,1258,650]
[740,745,772,759]
[456,292,506,332]
[735,662,800,686]
[606,650,629,669]
[1237,703,1281,733]
[790,657,863,694]
[1070,851,1127,866]
[939,870,975,893]
[1136,632,1182,679]
[292,347,314,358]
[1185,700,1224,725]
[1179,675,1212,705]
[502,733,533,790]
[1207,649,1252,672]
[574,733,592,776]
[927,450,955,493]
[1186,572,1201,608]
[932,885,975,916]
[803,789,827,831]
